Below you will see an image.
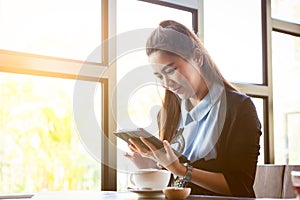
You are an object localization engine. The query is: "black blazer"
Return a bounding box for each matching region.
[185,88,262,197]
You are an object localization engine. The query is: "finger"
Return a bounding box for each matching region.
[128,138,154,159]
[140,151,154,159]
[128,143,139,153]
[162,140,179,167]
[163,140,177,157]
[124,152,134,158]
[140,137,158,152]
[124,152,131,157]
[129,139,149,154]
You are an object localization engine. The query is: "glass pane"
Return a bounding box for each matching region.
[116,0,194,191]
[0,72,101,192]
[272,32,300,164]
[117,0,193,86]
[271,0,300,24]
[117,0,193,33]
[285,112,300,164]
[251,97,265,164]
[0,0,102,63]
[203,0,263,84]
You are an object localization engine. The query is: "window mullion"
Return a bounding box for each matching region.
[262,0,274,164]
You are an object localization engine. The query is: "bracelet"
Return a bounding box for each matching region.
[182,163,193,183]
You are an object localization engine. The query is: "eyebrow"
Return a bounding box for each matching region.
[153,62,175,76]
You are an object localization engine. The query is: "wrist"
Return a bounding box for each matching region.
[182,163,193,182]
[173,163,193,188]
[172,162,191,177]
[165,160,185,176]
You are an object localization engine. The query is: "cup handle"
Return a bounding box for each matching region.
[129,173,135,186]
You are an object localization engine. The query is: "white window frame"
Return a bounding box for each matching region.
[0,0,118,191]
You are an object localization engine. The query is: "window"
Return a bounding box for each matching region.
[271,0,300,24]
[0,0,102,63]
[116,0,197,191]
[200,0,300,165]
[272,32,300,164]
[1,0,299,194]
[0,0,112,193]
[202,0,265,163]
[116,0,300,183]
[271,0,300,164]
[251,97,265,164]
[0,73,102,192]
[203,0,263,84]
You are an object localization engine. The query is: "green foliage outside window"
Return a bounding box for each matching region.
[0,73,100,193]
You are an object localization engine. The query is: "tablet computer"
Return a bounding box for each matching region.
[113,128,188,163]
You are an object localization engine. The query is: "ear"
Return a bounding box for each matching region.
[193,48,203,67]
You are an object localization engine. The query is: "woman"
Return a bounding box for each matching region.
[126,20,261,197]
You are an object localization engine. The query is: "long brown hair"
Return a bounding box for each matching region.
[146,20,238,142]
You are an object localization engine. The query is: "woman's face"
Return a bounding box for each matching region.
[149,51,207,101]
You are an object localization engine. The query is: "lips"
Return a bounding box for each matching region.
[170,86,182,94]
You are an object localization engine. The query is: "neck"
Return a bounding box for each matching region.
[188,82,209,109]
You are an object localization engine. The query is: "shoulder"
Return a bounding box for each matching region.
[223,87,258,118]
[225,88,250,103]
[223,87,261,129]
[225,88,253,107]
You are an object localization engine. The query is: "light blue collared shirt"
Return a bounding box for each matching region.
[171,83,225,162]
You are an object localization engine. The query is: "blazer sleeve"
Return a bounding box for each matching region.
[222,96,262,197]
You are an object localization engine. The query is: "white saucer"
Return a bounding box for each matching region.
[128,188,164,198]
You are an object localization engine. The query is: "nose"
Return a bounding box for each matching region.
[161,75,174,89]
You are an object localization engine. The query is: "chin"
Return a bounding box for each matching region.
[177,93,189,100]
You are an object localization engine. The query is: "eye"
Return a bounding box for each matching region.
[155,74,163,80]
[164,67,176,75]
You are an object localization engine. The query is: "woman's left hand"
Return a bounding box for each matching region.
[128,138,182,174]
[124,151,157,169]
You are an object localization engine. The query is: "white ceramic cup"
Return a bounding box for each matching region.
[130,168,171,190]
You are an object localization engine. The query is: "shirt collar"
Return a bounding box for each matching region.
[181,83,224,123]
